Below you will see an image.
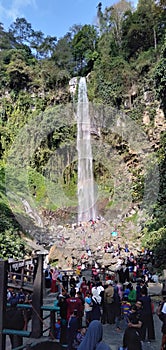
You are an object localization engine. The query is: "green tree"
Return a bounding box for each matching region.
[38,35,57,58]
[72,24,99,74]
[122,0,165,58]
[30,30,45,58]
[153,36,166,114]
[52,33,74,74]
[0,23,16,51]
[9,17,32,45]
[104,0,132,49]
[0,229,25,259]
[6,50,32,91]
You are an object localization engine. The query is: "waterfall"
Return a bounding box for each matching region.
[77,77,96,222]
[21,198,43,227]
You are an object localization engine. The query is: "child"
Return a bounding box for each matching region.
[73,327,86,349]
[121,296,131,328]
[84,291,92,326]
[67,309,79,350]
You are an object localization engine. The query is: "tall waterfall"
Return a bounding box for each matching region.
[77,77,96,222]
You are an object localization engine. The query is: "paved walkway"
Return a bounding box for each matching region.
[102,308,162,350]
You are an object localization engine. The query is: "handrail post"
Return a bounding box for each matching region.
[31,254,43,338]
[50,310,56,338]
[0,260,8,350]
[20,266,24,287]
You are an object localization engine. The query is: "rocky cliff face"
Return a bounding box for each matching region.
[13,101,166,269]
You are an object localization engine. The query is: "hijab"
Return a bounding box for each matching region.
[77,320,111,350]
[92,287,101,304]
[162,302,166,314]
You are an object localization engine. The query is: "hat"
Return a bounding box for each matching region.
[106,280,113,285]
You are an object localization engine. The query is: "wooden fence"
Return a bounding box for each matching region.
[0,255,60,350]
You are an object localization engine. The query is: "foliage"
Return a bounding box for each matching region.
[0,229,26,260]
[153,36,166,114]
[72,24,99,75]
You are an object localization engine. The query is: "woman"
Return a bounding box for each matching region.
[50,267,58,293]
[123,304,142,350]
[91,287,101,321]
[84,290,92,326]
[78,320,111,350]
[157,298,166,350]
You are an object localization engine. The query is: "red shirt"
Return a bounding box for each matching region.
[66,297,83,320]
[80,281,88,297]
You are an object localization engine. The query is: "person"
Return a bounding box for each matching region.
[123,304,142,350]
[140,279,148,296]
[104,281,114,324]
[84,290,92,326]
[44,267,52,289]
[128,285,137,305]
[157,297,166,350]
[57,277,64,295]
[80,277,88,298]
[73,327,87,349]
[121,296,131,328]
[123,283,131,299]
[23,291,32,331]
[4,298,25,349]
[50,267,58,293]
[66,289,83,327]
[139,289,155,341]
[76,291,85,328]
[69,275,76,292]
[62,272,69,292]
[91,286,101,321]
[77,320,111,350]
[113,284,121,331]
[17,288,26,303]
[57,293,68,346]
[135,299,144,341]
[67,309,79,350]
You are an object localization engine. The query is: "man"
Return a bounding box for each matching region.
[104,280,114,324]
[123,304,142,350]
[66,289,83,328]
[139,289,155,341]
[62,272,69,292]
[157,297,166,350]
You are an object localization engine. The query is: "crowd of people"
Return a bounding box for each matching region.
[5,288,32,348]
[4,247,166,350]
[42,264,165,350]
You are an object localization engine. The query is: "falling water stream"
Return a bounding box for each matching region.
[77,77,96,222]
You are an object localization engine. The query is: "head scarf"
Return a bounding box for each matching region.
[92,287,101,304]
[162,302,166,314]
[77,320,103,350]
[78,320,111,350]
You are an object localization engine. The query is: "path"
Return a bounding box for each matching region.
[102,306,162,350]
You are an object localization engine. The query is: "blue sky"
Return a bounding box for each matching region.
[0,0,138,39]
